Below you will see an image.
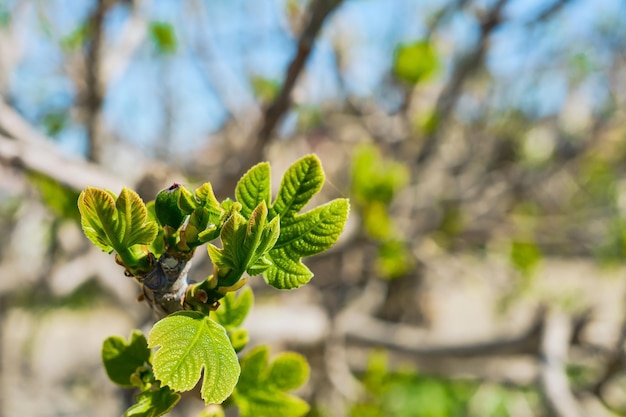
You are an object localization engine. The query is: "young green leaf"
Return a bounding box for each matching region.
[269,154,324,221]
[263,199,349,289]
[231,154,349,289]
[117,187,159,246]
[236,162,271,218]
[78,186,157,253]
[146,201,165,257]
[148,311,240,404]
[208,202,279,286]
[102,330,151,387]
[211,286,254,330]
[123,386,180,417]
[78,186,119,252]
[232,345,310,417]
[195,183,222,214]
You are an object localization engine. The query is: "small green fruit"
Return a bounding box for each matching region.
[155,183,186,229]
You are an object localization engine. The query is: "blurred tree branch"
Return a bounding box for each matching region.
[216,0,344,197]
[414,0,508,168]
[84,0,113,163]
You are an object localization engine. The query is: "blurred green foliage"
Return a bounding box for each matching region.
[149,22,177,54]
[376,239,415,280]
[352,144,409,210]
[28,172,81,222]
[351,144,413,279]
[509,240,542,278]
[61,23,88,51]
[251,76,281,105]
[393,40,439,85]
[350,352,542,417]
[43,111,68,137]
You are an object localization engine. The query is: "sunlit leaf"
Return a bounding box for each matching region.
[263,199,349,289]
[117,187,159,246]
[148,311,240,404]
[78,186,157,263]
[208,202,279,286]
[236,162,271,218]
[78,186,120,252]
[269,155,324,221]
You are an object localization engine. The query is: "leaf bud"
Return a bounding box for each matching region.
[155,183,187,229]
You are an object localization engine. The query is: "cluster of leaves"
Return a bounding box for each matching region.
[78,155,349,416]
[351,144,414,279]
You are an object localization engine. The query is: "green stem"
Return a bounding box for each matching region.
[115,246,152,275]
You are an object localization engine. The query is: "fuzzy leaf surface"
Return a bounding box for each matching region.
[123,386,180,417]
[233,345,310,417]
[263,199,349,289]
[102,330,151,387]
[148,311,240,404]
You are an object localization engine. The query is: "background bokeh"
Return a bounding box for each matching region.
[2,0,626,416]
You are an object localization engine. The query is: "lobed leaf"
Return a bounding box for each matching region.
[233,345,310,417]
[148,311,240,404]
[263,199,349,289]
[230,155,350,289]
[102,330,151,387]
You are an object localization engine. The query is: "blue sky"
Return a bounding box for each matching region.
[5,0,625,156]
